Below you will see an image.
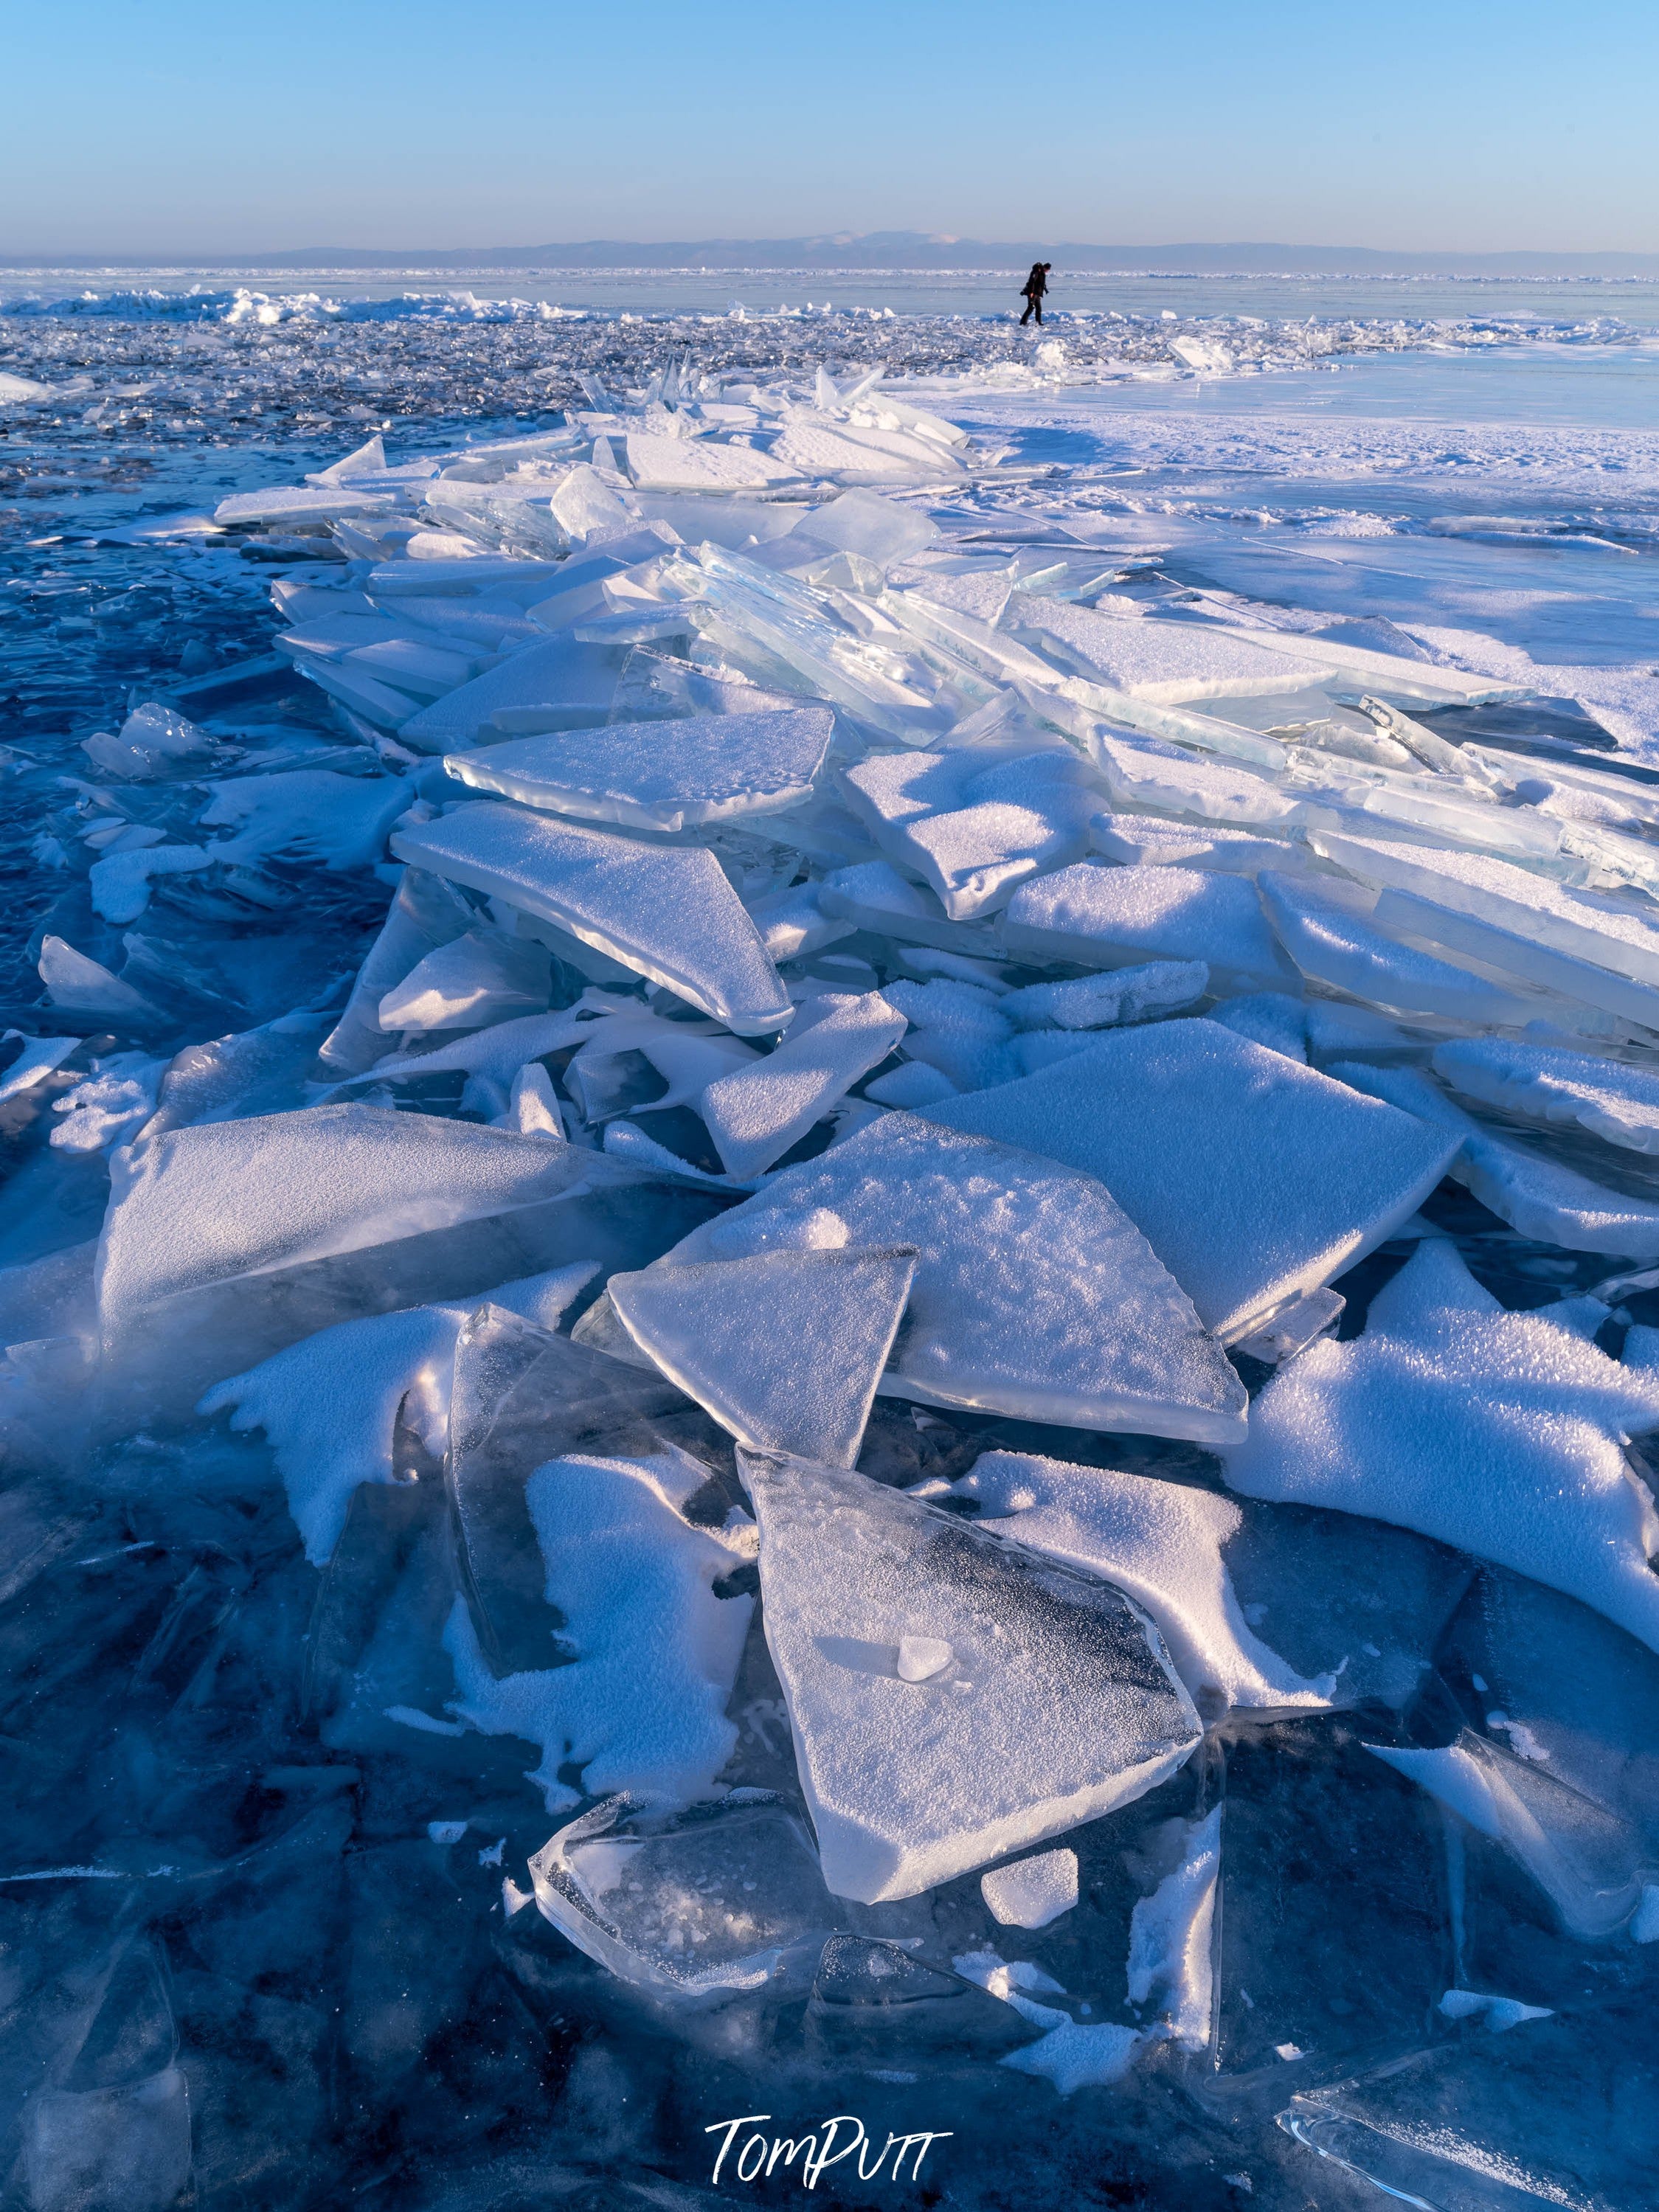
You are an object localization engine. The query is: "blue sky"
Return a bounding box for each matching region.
[3,0,1653,255]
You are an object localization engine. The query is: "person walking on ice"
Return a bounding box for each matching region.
[1019,261,1051,326]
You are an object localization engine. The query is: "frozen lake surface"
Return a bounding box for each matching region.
[1,287,1658,2209]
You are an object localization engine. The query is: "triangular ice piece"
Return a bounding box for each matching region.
[616,1111,1246,1442]
[927,1021,1460,1342]
[446,705,834,833]
[741,1447,1202,1901]
[607,1244,916,1467]
[392,802,791,1033]
[397,637,620,752]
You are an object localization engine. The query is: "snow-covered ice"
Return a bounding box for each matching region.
[9,293,1659,2205]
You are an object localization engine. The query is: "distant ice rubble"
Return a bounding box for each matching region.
[10,347,1659,2191]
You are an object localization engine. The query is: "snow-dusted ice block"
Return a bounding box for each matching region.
[741,1447,1202,1901]
[1258,870,1539,1024]
[444,706,834,834]
[1000,960,1208,1031]
[605,1244,916,1466]
[841,749,1097,920]
[698,990,907,1178]
[625,431,800,492]
[1021,600,1331,702]
[1224,1238,1659,1654]
[926,1022,1458,1341]
[391,803,792,1033]
[1315,830,1659,990]
[1334,1061,1659,1259]
[980,1849,1078,1931]
[999,864,1292,990]
[397,637,620,751]
[949,1452,1332,1711]
[1433,1037,1659,1157]
[96,1102,622,1337]
[636,1111,1247,1440]
[744,879,856,963]
[1092,811,1304,875]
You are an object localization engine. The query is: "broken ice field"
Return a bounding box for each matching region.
[3,306,1659,2209]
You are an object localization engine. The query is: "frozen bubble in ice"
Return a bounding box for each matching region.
[741,1446,1201,1901]
[927,1020,1457,1342]
[392,803,791,1033]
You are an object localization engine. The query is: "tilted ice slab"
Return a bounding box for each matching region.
[1085,730,1306,829]
[391,803,791,1033]
[741,1447,1202,1901]
[605,1244,916,1467]
[926,1022,1459,1342]
[1224,1238,1659,1654]
[1433,1036,1659,1157]
[1000,961,1208,1031]
[1092,811,1306,875]
[1258,871,1543,1025]
[840,748,1096,920]
[1315,830,1659,993]
[948,1452,1333,1712]
[443,706,834,834]
[1368,1731,1646,1941]
[999,863,1292,991]
[1126,1806,1221,2050]
[446,1442,752,1809]
[1019,600,1333,703]
[1337,1062,1659,1261]
[377,926,550,1032]
[698,989,907,1179]
[397,637,620,751]
[97,1101,629,1338]
[626,1111,1247,1441]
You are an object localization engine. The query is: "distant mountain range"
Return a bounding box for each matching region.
[10,233,1659,277]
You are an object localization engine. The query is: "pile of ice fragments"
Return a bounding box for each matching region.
[4,357,1659,2208]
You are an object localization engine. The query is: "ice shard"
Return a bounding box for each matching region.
[741,1447,1202,1901]
[605,1244,916,1466]
[392,803,792,1032]
[926,1021,1458,1341]
[444,704,834,833]
[614,1110,1247,1441]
